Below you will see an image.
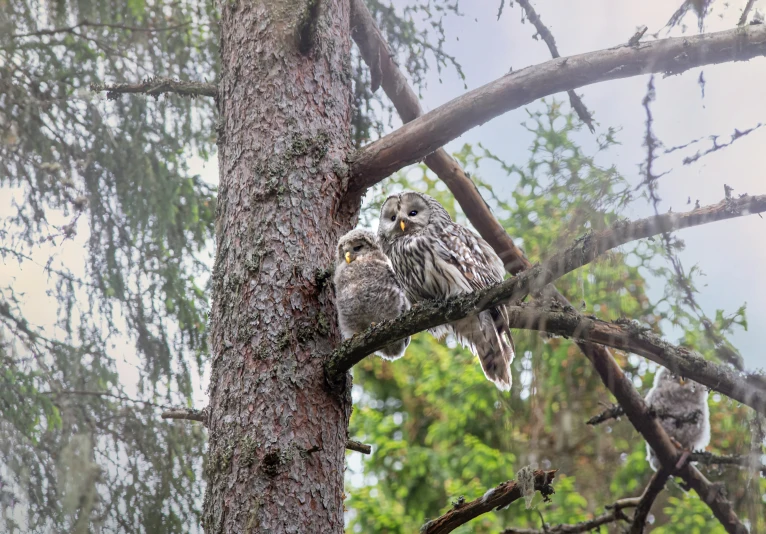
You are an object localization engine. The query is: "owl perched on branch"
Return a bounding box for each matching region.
[644,366,711,471]
[334,229,411,360]
[377,191,515,391]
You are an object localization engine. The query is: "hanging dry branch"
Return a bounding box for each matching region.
[347,24,766,192]
[501,508,628,533]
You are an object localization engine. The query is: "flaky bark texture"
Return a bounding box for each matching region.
[204,1,354,532]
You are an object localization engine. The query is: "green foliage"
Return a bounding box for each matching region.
[0,0,217,531]
[348,102,762,533]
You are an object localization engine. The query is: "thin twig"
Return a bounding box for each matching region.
[12,19,193,38]
[587,404,625,425]
[739,0,758,25]
[501,508,628,533]
[420,471,557,534]
[515,0,595,132]
[90,77,217,99]
[44,389,174,410]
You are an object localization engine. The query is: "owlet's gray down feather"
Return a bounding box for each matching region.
[333,229,411,360]
[644,367,711,471]
[377,191,515,391]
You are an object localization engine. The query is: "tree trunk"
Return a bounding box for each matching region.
[204,1,354,532]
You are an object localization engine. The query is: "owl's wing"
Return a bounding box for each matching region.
[435,223,505,291]
[435,223,516,357]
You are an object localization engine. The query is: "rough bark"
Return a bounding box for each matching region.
[204,1,355,533]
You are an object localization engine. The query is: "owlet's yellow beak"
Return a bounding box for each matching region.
[345,251,352,264]
[679,377,686,385]
[400,220,406,231]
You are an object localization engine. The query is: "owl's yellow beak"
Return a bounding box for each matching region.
[678,377,686,385]
[345,251,352,264]
[400,220,406,231]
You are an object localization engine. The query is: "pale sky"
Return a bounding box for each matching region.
[2,0,765,411]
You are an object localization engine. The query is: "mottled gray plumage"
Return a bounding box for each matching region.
[334,229,411,360]
[644,367,711,471]
[377,191,515,391]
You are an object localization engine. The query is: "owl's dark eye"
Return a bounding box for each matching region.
[352,245,363,252]
[409,210,418,217]
[390,215,396,221]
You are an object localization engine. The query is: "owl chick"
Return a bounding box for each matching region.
[377,191,515,391]
[334,229,411,360]
[644,366,711,471]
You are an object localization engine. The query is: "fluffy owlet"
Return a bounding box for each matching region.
[377,191,515,390]
[644,367,711,471]
[334,229,411,360]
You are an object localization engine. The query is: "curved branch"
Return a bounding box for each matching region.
[629,454,685,534]
[90,78,217,99]
[420,470,557,534]
[325,194,766,384]
[348,24,766,192]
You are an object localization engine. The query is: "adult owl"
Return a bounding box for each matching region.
[334,229,411,360]
[644,367,710,471]
[377,191,515,390]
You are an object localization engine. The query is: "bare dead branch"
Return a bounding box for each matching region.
[345,440,372,454]
[347,24,766,192]
[739,0,758,25]
[325,194,766,384]
[161,408,206,422]
[587,404,625,425]
[515,0,595,132]
[420,470,557,534]
[90,77,217,99]
[501,509,628,533]
[161,408,372,454]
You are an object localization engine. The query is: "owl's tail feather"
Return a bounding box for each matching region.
[376,336,411,361]
[452,309,515,391]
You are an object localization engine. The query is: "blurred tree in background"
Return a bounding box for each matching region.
[0,0,763,532]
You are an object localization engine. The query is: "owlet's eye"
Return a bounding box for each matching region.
[409,210,418,216]
[390,215,396,221]
[352,245,363,252]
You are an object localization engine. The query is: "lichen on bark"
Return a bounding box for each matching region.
[204,0,355,532]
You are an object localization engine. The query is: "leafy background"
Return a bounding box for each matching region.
[1,0,764,532]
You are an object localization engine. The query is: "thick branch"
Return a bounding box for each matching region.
[420,470,557,534]
[326,194,766,384]
[501,509,628,533]
[90,78,216,99]
[515,0,595,132]
[161,408,372,454]
[348,24,766,191]
[499,306,766,414]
